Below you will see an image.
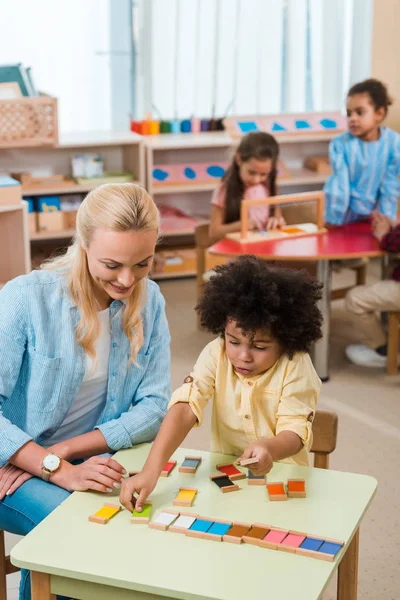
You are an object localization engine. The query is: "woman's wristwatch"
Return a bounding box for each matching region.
[41,453,62,481]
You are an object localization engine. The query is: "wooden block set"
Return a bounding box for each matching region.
[89,502,154,525]
[267,479,306,501]
[148,510,344,562]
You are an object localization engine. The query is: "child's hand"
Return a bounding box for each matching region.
[266,216,286,230]
[238,441,273,475]
[372,210,392,241]
[119,469,159,512]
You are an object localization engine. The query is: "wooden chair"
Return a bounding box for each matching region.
[195,223,211,312]
[311,410,338,469]
[387,311,400,375]
[0,529,20,600]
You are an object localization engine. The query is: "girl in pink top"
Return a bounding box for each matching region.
[209,132,285,241]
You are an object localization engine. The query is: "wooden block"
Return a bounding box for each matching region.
[149,509,180,531]
[295,536,324,557]
[160,460,177,477]
[179,456,202,474]
[202,520,232,542]
[88,503,121,525]
[185,518,214,539]
[222,522,252,544]
[168,512,198,533]
[131,501,153,524]
[304,156,332,174]
[259,529,288,549]
[173,487,198,507]
[210,474,240,493]
[266,482,288,501]
[317,541,343,560]
[237,457,260,467]
[216,462,246,481]
[278,533,306,554]
[248,471,265,486]
[243,526,270,546]
[287,479,306,498]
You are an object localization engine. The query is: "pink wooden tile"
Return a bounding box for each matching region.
[264,529,288,544]
[281,533,306,548]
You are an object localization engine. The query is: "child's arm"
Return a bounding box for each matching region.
[323,138,351,226]
[119,340,219,511]
[120,403,197,511]
[209,205,242,242]
[240,353,321,475]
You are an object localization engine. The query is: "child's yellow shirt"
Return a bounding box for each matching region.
[169,337,321,466]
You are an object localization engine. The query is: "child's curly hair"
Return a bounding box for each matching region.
[196,256,323,358]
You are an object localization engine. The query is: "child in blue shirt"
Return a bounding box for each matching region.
[324,79,400,226]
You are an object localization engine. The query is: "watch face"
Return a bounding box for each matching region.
[43,454,60,472]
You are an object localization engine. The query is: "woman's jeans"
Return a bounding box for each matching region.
[0,477,70,600]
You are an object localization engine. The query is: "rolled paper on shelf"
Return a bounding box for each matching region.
[191,117,200,133]
[130,120,141,133]
[149,120,160,135]
[140,120,150,135]
[200,119,210,132]
[209,118,218,131]
[181,119,191,133]
[160,120,171,133]
[170,119,181,134]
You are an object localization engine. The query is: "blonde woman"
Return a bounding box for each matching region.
[0,183,170,600]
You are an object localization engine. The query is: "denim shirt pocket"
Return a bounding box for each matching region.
[25,346,63,413]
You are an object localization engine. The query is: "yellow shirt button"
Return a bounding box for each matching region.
[245,414,251,420]
[247,381,253,386]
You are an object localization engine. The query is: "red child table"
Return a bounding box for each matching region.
[208,221,385,381]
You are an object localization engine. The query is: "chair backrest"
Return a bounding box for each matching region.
[195,223,211,289]
[311,410,338,469]
[0,528,20,600]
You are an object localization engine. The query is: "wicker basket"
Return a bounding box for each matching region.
[0,95,58,149]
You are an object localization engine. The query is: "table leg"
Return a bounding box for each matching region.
[31,571,56,600]
[337,528,359,600]
[311,260,331,382]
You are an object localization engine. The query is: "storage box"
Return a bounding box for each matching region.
[38,212,64,232]
[304,156,332,175]
[37,196,61,213]
[62,211,77,229]
[0,177,22,206]
[153,249,196,275]
[0,96,58,149]
[24,197,38,234]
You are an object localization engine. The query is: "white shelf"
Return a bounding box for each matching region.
[151,169,328,195]
[0,203,25,214]
[30,229,75,241]
[58,130,143,148]
[22,180,140,197]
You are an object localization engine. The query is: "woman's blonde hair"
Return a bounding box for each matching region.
[42,183,159,363]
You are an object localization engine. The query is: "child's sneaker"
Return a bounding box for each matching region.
[345,344,387,368]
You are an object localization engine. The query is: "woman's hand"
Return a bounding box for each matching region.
[238,441,274,476]
[54,456,126,493]
[119,469,159,512]
[0,464,33,499]
[371,210,393,241]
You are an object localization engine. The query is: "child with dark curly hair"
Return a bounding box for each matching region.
[120,256,323,512]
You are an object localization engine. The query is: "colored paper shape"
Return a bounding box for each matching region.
[320,118,337,129]
[295,119,311,129]
[272,122,287,132]
[153,168,169,182]
[207,165,225,178]
[238,121,259,133]
[184,167,196,180]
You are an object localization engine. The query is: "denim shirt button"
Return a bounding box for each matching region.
[112,342,117,348]
[112,372,117,377]
[110,396,115,401]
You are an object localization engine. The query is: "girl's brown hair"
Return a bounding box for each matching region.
[222,132,279,224]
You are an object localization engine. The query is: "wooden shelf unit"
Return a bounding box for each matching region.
[0,203,31,287]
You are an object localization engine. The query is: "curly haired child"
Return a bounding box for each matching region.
[120,256,323,511]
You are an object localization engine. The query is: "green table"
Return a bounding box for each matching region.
[10,445,377,600]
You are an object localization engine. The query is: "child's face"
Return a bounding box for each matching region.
[346,93,385,140]
[224,319,282,378]
[236,156,273,189]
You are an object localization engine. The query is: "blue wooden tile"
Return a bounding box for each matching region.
[189,519,214,533]
[181,458,200,469]
[300,537,324,552]
[207,522,231,536]
[318,541,343,557]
